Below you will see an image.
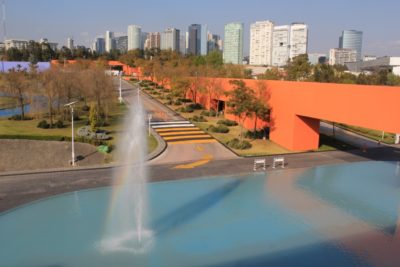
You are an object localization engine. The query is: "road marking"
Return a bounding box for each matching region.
[156,127,201,132]
[196,145,204,152]
[158,131,205,137]
[168,139,217,145]
[163,135,211,141]
[152,124,195,129]
[173,154,213,169]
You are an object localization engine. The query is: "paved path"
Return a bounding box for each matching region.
[320,121,391,149]
[121,80,237,165]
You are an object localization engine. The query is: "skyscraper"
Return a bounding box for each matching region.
[272,25,290,67]
[207,33,221,53]
[105,31,114,52]
[188,24,201,55]
[289,23,308,60]
[339,30,363,61]
[93,37,105,54]
[161,28,180,52]
[250,20,274,66]
[223,22,244,64]
[115,36,128,53]
[144,32,161,50]
[127,25,141,51]
[67,37,74,50]
[201,24,208,55]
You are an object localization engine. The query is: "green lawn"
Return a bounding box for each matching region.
[0,101,158,159]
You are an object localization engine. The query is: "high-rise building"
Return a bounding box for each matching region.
[180,34,186,55]
[200,24,208,55]
[127,25,141,51]
[141,32,148,50]
[271,25,290,67]
[39,38,58,51]
[223,22,244,64]
[188,24,201,55]
[250,20,274,66]
[329,48,357,65]
[161,28,180,52]
[207,33,221,53]
[105,31,114,52]
[144,32,161,50]
[289,23,308,60]
[116,36,128,53]
[93,37,105,54]
[339,30,363,61]
[308,53,327,65]
[4,39,28,50]
[67,37,74,50]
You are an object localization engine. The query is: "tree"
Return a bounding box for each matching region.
[89,102,99,132]
[387,73,400,86]
[4,66,29,120]
[260,68,282,80]
[41,68,59,127]
[313,64,336,83]
[286,54,311,81]
[226,80,255,141]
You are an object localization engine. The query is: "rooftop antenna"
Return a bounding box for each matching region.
[2,0,6,41]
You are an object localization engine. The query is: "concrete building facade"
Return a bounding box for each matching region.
[289,23,308,60]
[329,48,357,65]
[272,25,290,67]
[105,31,114,52]
[127,25,142,51]
[161,28,180,52]
[250,21,274,66]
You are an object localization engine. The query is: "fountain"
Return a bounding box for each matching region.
[99,96,153,253]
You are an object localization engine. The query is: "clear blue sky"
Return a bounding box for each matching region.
[5,0,400,56]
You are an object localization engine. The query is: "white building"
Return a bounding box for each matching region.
[289,23,308,60]
[39,38,58,51]
[223,22,244,65]
[5,39,28,50]
[105,31,114,52]
[250,20,274,66]
[67,37,74,50]
[127,25,141,51]
[161,28,180,52]
[272,25,290,67]
[329,48,357,65]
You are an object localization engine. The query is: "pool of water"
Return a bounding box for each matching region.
[0,104,30,117]
[1,161,399,267]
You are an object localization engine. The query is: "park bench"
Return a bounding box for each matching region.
[253,159,266,171]
[272,157,285,169]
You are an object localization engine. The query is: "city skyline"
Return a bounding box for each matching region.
[3,0,400,56]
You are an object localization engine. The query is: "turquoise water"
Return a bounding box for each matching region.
[1,161,399,267]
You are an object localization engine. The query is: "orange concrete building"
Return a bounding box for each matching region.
[191,78,400,151]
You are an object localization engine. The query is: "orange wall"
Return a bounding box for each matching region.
[189,78,400,151]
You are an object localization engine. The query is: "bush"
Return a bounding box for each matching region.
[190,115,207,122]
[208,124,229,133]
[217,119,238,127]
[176,106,194,113]
[81,105,90,112]
[156,85,164,89]
[178,98,192,103]
[54,119,64,129]
[37,120,50,129]
[8,115,33,121]
[174,100,182,106]
[244,129,268,139]
[188,103,203,110]
[200,110,217,117]
[226,138,252,150]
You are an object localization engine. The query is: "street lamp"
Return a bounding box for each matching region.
[118,71,123,103]
[64,101,79,166]
[148,114,152,136]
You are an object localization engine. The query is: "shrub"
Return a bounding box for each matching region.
[178,98,192,103]
[37,120,50,129]
[226,138,252,150]
[208,124,229,133]
[81,105,90,112]
[54,119,64,129]
[217,119,238,127]
[200,110,217,117]
[244,129,268,139]
[176,106,194,113]
[190,115,207,122]
[188,103,203,110]
[174,100,182,106]
[165,100,173,105]
[156,85,164,89]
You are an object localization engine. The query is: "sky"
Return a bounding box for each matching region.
[4,0,400,56]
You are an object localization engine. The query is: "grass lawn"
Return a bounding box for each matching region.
[0,101,158,160]
[0,96,17,109]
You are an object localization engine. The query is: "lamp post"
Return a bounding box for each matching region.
[118,71,123,103]
[64,101,79,166]
[148,114,152,136]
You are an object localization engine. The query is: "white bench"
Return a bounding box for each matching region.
[272,157,285,169]
[253,159,266,171]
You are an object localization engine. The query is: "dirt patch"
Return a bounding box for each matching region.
[0,139,105,172]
